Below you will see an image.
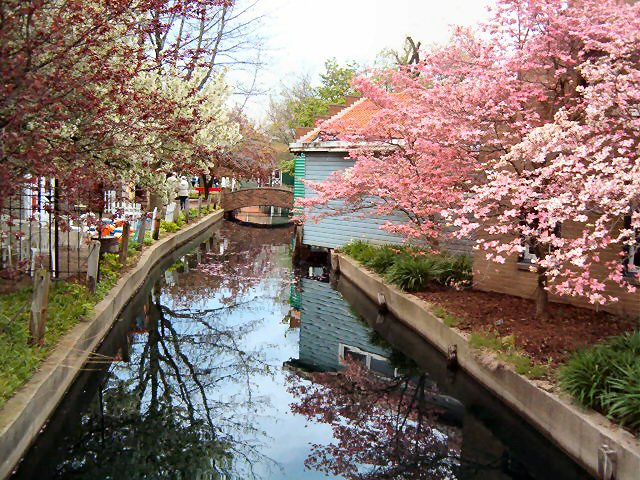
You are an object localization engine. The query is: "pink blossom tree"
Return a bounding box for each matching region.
[301,0,640,318]
[455,0,640,318]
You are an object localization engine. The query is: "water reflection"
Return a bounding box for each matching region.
[13,222,590,480]
[231,206,291,226]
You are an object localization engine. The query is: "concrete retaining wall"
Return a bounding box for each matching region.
[336,253,640,480]
[0,210,224,479]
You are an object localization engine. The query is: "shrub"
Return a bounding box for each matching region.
[560,331,640,432]
[362,245,400,275]
[341,240,377,265]
[160,220,180,233]
[342,240,472,292]
[385,255,440,292]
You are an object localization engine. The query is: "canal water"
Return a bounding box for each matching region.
[12,220,592,479]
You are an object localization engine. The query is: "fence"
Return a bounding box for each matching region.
[0,178,143,279]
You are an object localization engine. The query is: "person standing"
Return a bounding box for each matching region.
[178,176,190,211]
[166,173,179,202]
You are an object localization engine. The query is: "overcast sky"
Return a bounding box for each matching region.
[233,0,493,120]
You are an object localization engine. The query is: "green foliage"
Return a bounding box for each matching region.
[287,59,359,129]
[175,211,186,227]
[167,259,184,273]
[469,330,548,379]
[188,191,200,199]
[431,306,462,327]
[143,231,154,246]
[340,240,378,265]
[560,331,640,432]
[341,240,472,292]
[280,157,295,176]
[361,245,399,275]
[189,207,199,218]
[385,255,439,292]
[160,220,180,233]
[0,248,142,406]
[317,58,359,104]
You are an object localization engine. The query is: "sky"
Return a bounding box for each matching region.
[234,0,493,120]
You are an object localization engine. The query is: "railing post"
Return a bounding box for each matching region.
[119,221,130,265]
[152,207,164,240]
[29,268,50,346]
[135,216,147,243]
[86,240,101,293]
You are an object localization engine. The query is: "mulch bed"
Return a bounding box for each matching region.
[414,289,638,366]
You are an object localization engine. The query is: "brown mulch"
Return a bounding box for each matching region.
[414,289,639,366]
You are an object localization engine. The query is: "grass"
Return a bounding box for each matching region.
[0,254,124,408]
[0,230,161,407]
[560,331,640,433]
[431,305,463,327]
[469,329,549,379]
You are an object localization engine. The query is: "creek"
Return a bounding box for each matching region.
[11,219,591,479]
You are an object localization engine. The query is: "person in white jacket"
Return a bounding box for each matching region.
[178,177,190,211]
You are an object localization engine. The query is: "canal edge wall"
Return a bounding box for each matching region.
[335,252,640,480]
[0,210,224,480]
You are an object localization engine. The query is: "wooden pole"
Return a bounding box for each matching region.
[86,240,101,293]
[152,207,163,240]
[29,268,50,346]
[119,221,130,265]
[135,216,147,243]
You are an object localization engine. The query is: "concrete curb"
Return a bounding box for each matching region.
[336,253,640,480]
[0,210,224,479]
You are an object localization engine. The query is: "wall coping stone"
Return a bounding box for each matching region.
[0,210,224,479]
[336,252,640,480]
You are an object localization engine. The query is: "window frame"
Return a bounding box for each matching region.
[338,343,398,378]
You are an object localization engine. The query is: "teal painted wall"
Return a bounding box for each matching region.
[302,153,405,248]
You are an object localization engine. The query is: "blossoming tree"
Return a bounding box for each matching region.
[302,0,640,317]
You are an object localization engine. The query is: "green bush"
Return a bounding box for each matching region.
[341,240,377,264]
[341,240,472,292]
[160,220,180,233]
[560,331,640,432]
[385,255,440,292]
[362,245,400,274]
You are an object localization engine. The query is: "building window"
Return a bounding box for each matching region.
[517,220,561,266]
[624,213,640,279]
[338,344,398,378]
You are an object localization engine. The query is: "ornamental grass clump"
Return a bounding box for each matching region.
[385,256,440,292]
[341,240,377,265]
[341,240,472,292]
[362,245,400,275]
[560,331,640,433]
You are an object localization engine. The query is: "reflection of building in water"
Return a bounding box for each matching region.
[293,278,393,373]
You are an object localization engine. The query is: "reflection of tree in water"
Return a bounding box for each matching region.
[55,280,273,479]
[288,359,461,480]
[164,223,293,308]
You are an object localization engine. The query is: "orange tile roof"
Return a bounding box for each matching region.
[297,98,380,143]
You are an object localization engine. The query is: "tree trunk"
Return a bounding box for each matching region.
[200,174,213,200]
[148,189,164,211]
[535,269,550,320]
